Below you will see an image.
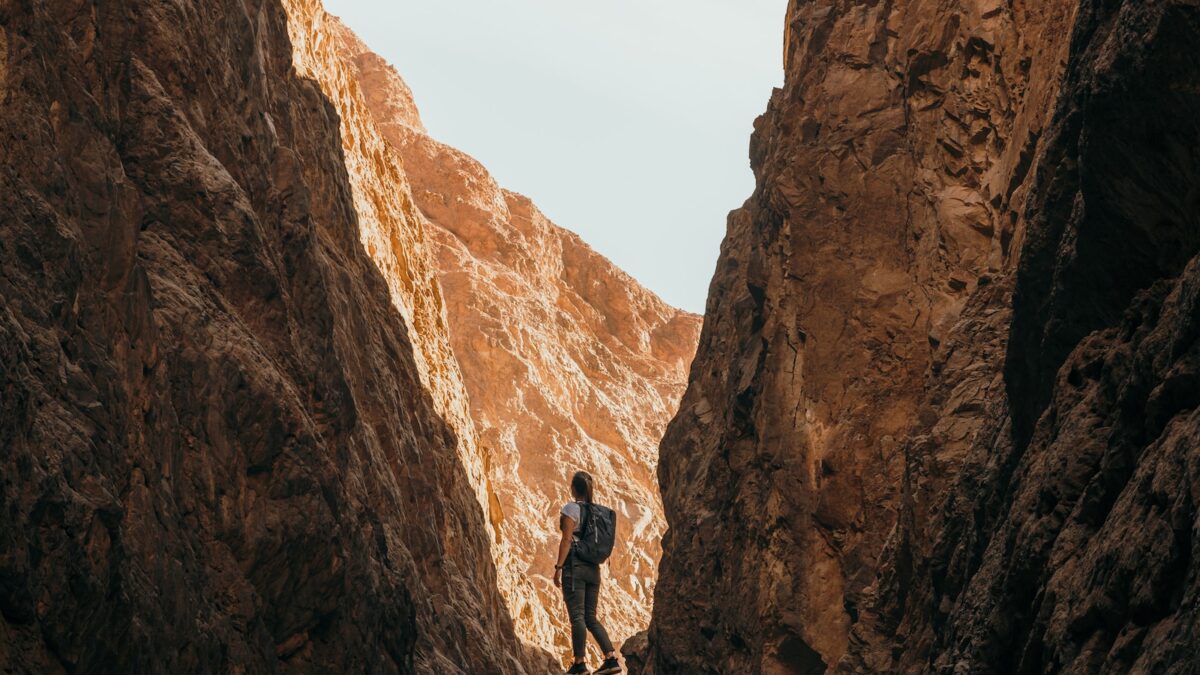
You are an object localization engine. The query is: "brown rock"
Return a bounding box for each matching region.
[851,1,1200,671]
[644,0,1199,673]
[0,0,544,672]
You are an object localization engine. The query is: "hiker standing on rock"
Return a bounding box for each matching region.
[553,471,621,675]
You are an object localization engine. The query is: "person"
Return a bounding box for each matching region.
[553,471,621,675]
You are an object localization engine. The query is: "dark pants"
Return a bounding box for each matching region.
[561,557,614,659]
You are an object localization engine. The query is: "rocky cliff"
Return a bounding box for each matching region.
[0,0,541,672]
[332,23,703,658]
[643,0,1199,673]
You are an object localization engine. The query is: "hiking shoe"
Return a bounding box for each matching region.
[595,657,621,675]
[565,664,590,675]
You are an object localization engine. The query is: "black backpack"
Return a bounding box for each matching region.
[573,502,617,565]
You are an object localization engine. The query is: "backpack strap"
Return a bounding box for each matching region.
[572,502,589,589]
[569,502,585,560]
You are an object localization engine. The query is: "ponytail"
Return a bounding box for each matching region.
[571,471,594,503]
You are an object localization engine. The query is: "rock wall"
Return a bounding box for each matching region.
[280,0,492,532]
[0,0,543,672]
[848,1,1200,671]
[332,23,702,658]
[643,0,1199,673]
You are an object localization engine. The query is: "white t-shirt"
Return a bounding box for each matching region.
[560,501,585,537]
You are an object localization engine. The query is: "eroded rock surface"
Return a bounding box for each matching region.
[643,0,1199,673]
[333,24,702,657]
[0,0,541,672]
[848,2,1200,671]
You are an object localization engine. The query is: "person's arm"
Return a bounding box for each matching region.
[552,514,575,588]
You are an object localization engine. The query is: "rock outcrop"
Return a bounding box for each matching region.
[332,24,702,658]
[643,0,1199,673]
[848,1,1200,671]
[0,0,541,672]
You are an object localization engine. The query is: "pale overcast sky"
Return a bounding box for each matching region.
[325,0,786,313]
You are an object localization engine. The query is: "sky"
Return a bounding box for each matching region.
[325,0,786,314]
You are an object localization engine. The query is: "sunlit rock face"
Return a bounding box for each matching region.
[281,0,490,534]
[0,0,545,672]
[332,23,703,658]
[642,0,1200,673]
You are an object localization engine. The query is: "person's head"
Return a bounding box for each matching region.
[570,471,594,503]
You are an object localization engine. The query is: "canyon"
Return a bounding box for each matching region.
[2,0,1197,673]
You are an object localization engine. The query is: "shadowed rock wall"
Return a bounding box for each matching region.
[849,1,1200,671]
[642,0,1199,673]
[0,0,544,672]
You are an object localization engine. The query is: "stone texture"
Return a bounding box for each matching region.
[332,23,702,659]
[642,0,1199,673]
[0,0,546,672]
[281,0,492,536]
[846,1,1200,671]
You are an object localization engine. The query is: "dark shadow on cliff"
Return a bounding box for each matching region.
[0,0,551,672]
[1005,0,1200,450]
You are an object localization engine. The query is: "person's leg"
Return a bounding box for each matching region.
[583,578,615,655]
[562,571,588,663]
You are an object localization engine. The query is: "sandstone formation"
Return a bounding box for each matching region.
[0,0,543,671]
[332,24,702,658]
[642,0,1199,673]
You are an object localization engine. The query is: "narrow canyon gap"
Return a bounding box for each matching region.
[3,0,1198,673]
[326,16,701,657]
[637,0,1200,673]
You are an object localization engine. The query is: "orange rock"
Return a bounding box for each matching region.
[331,19,702,660]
